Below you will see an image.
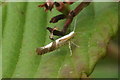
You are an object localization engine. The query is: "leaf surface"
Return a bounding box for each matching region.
[2,2,118,78]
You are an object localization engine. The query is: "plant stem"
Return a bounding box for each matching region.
[48,1,91,37]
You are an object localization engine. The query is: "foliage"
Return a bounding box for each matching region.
[2,2,118,78]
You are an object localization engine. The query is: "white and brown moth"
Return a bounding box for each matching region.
[36,18,77,55]
[36,31,75,55]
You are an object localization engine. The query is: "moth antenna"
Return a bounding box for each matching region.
[73,17,78,31]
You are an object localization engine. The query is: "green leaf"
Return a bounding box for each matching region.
[2,2,27,77]
[2,2,118,78]
[0,2,2,79]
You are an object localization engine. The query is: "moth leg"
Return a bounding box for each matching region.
[69,41,73,56]
[71,41,80,48]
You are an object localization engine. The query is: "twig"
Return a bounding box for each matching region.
[47,1,91,37]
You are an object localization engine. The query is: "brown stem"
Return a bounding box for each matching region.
[74,1,91,16]
[50,14,66,23]
[52,1,91,36]
[47,27,64,36]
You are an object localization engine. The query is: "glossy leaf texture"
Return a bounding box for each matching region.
[2,2,118,78]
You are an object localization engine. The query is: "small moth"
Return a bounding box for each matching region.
[36,31,75,55]
[36,18,77,55]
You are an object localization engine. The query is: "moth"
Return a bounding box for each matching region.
[36,18,77,55]
[36,1,91,55]
[36,31,75,55]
